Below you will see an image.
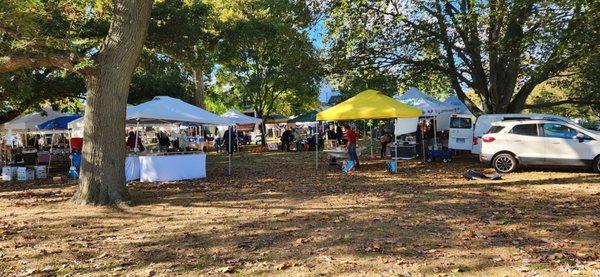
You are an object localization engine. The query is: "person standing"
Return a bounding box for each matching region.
[281,127,292,152]
[126,131,144,152]
[157,131,170,151]
[335,124,344,145]
[214,132,222,153]
[379,126,391,159]
[344,124,361,167]
[222,128,236,154]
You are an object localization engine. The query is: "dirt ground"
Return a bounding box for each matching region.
[0,150,599,276]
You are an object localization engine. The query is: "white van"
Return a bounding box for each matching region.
[448,113,572,154]
[448,114,476,150]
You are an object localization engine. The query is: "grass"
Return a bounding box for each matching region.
[0,148,599,276]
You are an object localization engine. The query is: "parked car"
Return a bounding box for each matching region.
[448,113,573,154]
[479,119,600,173]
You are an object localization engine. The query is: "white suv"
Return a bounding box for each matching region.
[480,120,600,173]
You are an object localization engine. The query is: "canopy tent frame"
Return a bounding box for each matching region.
[315,90,423,169]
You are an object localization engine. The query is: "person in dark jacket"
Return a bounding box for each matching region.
[281,127,293,151]
[126,131,144,152]
[223,128,236,154]
[335,124,344,145]
[157,131,170,151]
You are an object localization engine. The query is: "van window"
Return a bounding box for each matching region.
[486,126,505,134]
[510,124,539,136]
[450,117,472,129]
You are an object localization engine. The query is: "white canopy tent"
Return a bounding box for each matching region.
[68,96,236,179]
[220,109,262,125]
[68,104,136,138]
[67,117,85,138]
[126,96,232,125]
[2,107,71,147]
[3,107,70,132]
[125,96,234,177]
[393,87,459,131]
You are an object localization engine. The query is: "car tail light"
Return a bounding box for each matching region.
[472,136,478,145]
[482,137,495,143]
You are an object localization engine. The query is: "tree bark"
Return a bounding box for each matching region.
[192,66,205,108]
[71,0,154,205]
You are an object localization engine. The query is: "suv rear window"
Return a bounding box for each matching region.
[510,124,539,136]
[486,126,505,134]
[450,117,472,129]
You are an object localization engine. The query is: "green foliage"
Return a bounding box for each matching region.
[215,0,323,117]
[147,0,213,66]
[0,69,85,118]
[129,52,194,104]
[324,0,598,113]
[0,0,324,121]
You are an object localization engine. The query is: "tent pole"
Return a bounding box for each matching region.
[433,117,438,151]
[369,120,373,159]
[228,125,232,176]
[67,128,73,168]
[421,119,426,162]
[47,132,52,176]
[134,120,140,153]
[315,121,318,170]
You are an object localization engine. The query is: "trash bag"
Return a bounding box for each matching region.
[463,169,501,180]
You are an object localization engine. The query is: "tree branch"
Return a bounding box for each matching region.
[0,53,79,73]
[524,98,600,109]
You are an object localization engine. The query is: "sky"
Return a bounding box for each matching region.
[308,20,340,104]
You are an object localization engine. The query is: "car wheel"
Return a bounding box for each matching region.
[594,157,600,173]
[442,158,450,163]
[493,153,518,173]
[426,157,433,163]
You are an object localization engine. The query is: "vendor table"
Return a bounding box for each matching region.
[323,146,365,160]
[138,153,206,182]
[125,156,141,181]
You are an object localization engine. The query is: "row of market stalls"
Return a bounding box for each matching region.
[1,87,473,181]
[1,96,254,182]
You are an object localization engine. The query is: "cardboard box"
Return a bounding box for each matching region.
[17,167,35,181]
[17,167,27,181]
[34,165,47,179]
[2,167,15,181]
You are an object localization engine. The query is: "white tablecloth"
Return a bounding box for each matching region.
[125,156,141,181]
[138,153,206,182]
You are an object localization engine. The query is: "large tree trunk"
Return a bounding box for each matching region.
[71,0,154,205]
[192,66,205,109]
[260,123,267,147]
[255,111,268,147]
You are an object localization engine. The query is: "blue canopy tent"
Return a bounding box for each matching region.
[36,115,82,130]
[443,95,474,117]
[35,115,82,176]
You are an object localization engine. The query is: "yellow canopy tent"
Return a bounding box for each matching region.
[317,89,422,120]
[315,89,423,168]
